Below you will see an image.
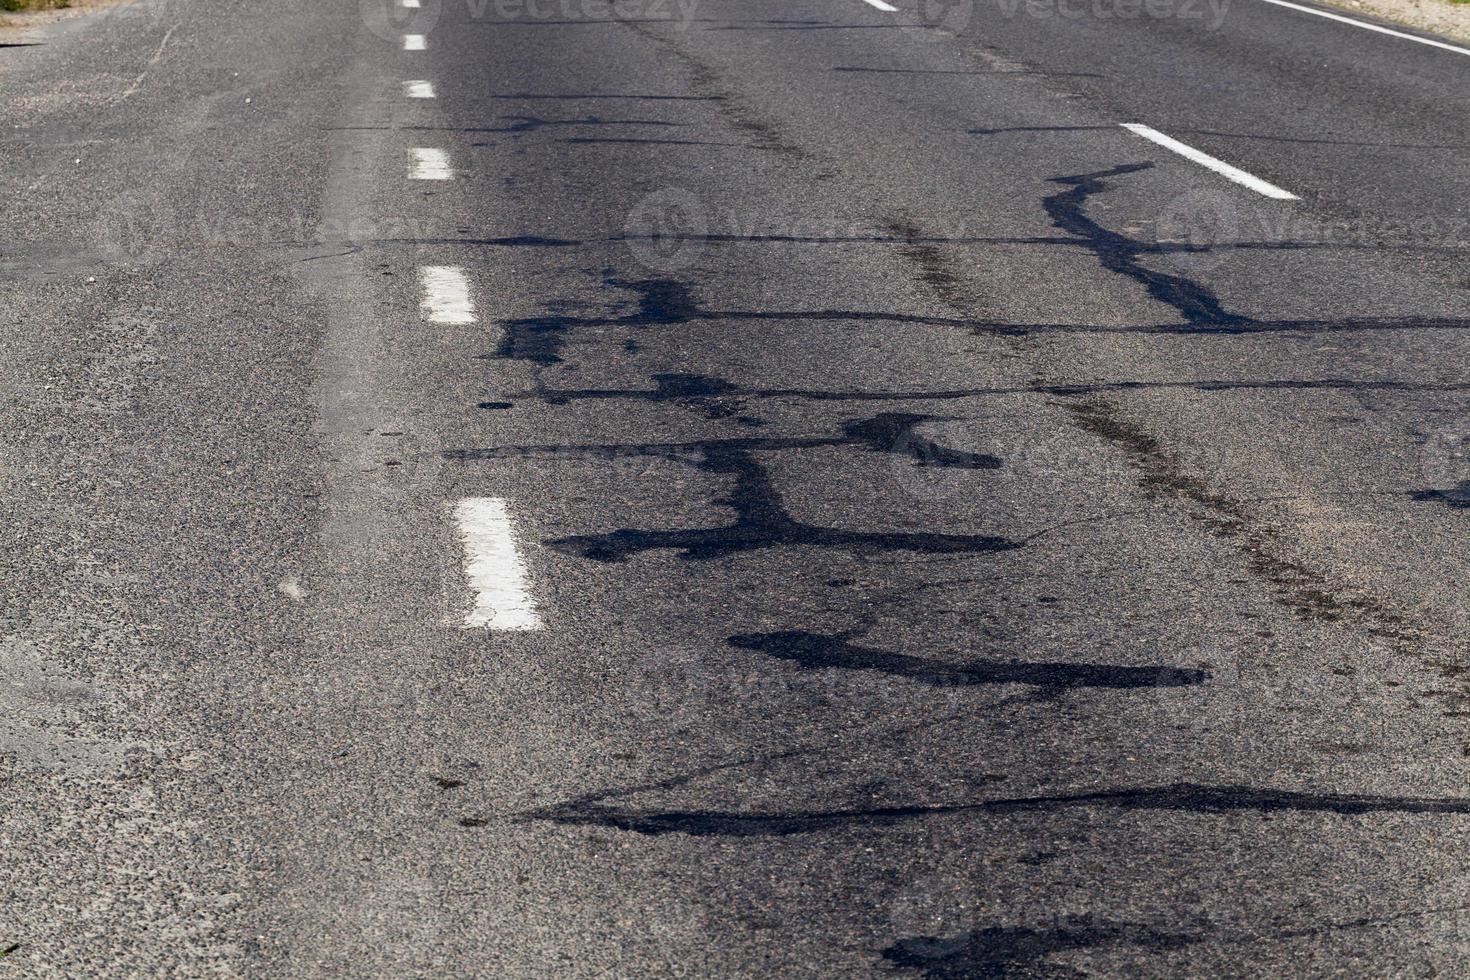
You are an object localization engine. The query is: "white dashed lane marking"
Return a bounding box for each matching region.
[404,34,426,50]
[410,147,453,180]
[405,80,435,99]
[455,498,543,630]
[1120,123,1299,200]
[420,266,475,324]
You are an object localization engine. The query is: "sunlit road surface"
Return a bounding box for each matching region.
[2,0,1470,973]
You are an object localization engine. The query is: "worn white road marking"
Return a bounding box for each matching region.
[401,0,421,7]
[405,80,436,99]
[1255,0,1470,57]
[403,33,426,50]
[420,266,474,323]
[409,147,452,180]
[120,23,178,101]
[1120,123,1299,200]
[455,498,542,630]
[859,0,899,9]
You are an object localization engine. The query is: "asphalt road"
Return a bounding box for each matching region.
[3,0,1470,974]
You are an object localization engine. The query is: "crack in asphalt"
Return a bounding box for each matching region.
[515,782,1470,838]
[727,630,1209,698]
[446,413,1011,561]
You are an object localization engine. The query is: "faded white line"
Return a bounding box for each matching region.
[420,266,474,324]
[455,498,542,630]
[409,147,452,180]
[403,33,426,50]
[1120,123,1299,200]
[1255,0,1470,58]
[119,23,179,101]
[858,0,899,9]
[405,80,436,99]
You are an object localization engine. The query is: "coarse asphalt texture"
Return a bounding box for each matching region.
[2,0,1470,974]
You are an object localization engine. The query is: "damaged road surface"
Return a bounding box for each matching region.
[2,0,1470,974]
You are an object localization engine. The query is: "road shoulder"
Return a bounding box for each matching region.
[1316,0,1469,43]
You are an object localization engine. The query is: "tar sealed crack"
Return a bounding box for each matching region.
[883,920,1200,979]
[517,782,1470,838]
[1412,483,1470,509]
[728,631,1206,698]
[494,277,1002,366]
[1043,162,1248,330]
[447,413,1012,561]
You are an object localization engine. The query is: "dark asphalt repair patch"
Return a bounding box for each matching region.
[495,277,694,365]
[1043,162,1248,330]
[550,443,1013,562]
[882,921,1199,979]
[495,372,1470,416]
[484,160,1470,370]
[1034,166,1470,337]
[1412,483,1470,508]
[1012,166,1470,721]
[492,276,1023,365]
[727,631,1207,697]
[446,414,1012,561]
[513,783,1470,838]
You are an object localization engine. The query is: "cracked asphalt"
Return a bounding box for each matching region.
[2,0,1470,974]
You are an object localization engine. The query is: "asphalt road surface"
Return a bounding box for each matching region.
[3,0,1470,974]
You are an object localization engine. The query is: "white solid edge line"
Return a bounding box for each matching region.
[1120,123,1299,201]
[409,147,453,180]
[1254,0,1470,57]
[405,80,435,98]
[859,0,899,10]
[455,498,542,631]
[403,33,426,50]
[420,266,475,324]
